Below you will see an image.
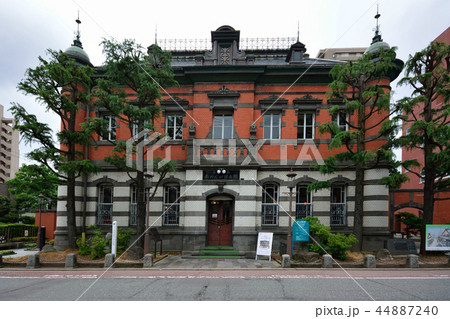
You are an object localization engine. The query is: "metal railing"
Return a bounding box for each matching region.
[129,203,137,226]
[262,204,279,225]
[97,203,113,225]
[295,203,313,219]
[163,204,180,226]
[159,37,296,51]
[330,203,346,226]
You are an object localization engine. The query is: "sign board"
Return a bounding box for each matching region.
[293,220,310,242]
[426,224,450,251]
[255,232,273,261]
[111,221,117,257]
[385,239,417,255]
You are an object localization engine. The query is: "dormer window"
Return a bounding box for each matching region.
[286,41,307,63]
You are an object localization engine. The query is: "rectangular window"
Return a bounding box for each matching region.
[98,185,113,225]
[132,120,149,139]
[263,114,281,139]
[213,115,233,139]
[163,186,180,225]
[298,113,315,139]
[332,111,348,132]
[262,184,279,225]
[330,185,346,226]
[100,115,117,140]
[166,115,183,140]
[130,185,137,226]
[295,185,313,219]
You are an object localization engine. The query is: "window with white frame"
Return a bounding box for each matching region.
[97,184,113,225]
[213,115,233,139]
[296,184,313,219]
[332,111,348,132]
[263,114,281,139]
[298,112,315,139]
[100,115,117,140]
[132,120,149,140]
[330,185,346,226]
[262,183,279,225]
[163,185,180,225]
[166,115,183,140]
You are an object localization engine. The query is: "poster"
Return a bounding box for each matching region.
[426,224,450,251]
[256,232,273,260]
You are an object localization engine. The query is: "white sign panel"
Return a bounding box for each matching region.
[255,232,273,261]
[426,224,450,251]
[111,221,118,257]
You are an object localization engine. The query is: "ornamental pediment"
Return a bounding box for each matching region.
[258,95,288,105]
[293,94,322,105]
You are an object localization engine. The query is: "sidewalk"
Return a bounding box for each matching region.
[154,256,280,269]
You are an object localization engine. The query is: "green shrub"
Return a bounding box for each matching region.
[396,212,422,237]
[76,237,91,256]
[116,228,132,254]
[20,216,36,225]
[10,236,37,242]
[0,250,15,255]
[301,216,357,260]
[90,229,107,259]
[23,242,37,249]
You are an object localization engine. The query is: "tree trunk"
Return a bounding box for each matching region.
[353,162,364,252]
[66,174,77,248]
[421,147,435,255]
[136,169,146,256]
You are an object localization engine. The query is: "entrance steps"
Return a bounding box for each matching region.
[182,246,246,259]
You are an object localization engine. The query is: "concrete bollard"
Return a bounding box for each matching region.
[406,254,419,268]
[281,254,291,268]
[26,253,40,269]
[65,253,78,268]
[364,254,376,268]
[143,254,153,268]
[104,253,115,268]
[322,254,333,268]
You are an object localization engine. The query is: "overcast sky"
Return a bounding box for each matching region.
[0,0,449,166]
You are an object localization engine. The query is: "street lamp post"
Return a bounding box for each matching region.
[143,173,153,256]
[36,194,44,251]
[286,169,297,257]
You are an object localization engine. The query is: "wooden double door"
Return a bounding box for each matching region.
[207,200,233,246]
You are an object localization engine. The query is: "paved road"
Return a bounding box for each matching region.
[0,269,449,301]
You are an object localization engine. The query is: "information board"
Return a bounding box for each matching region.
[255,232,273,261]
[293,220,310,242]
[426,224,450,251]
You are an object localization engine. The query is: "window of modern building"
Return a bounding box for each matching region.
[130,185,137,226]
[100,115,117,140]
[296,184,313,219]
[166,115,183,140]
[263,114,281,139]
[163,185,180,225]
[262,183,279,225]
[298,112,315,139]
[332,111,348,132]
[330,185,346,226]
[213,115,233,139]
[98,184,113,225]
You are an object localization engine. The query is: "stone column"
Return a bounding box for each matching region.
[322,254,333,268]
[26,253,40,269]
[281,254,290,268]
[104,253,115,268]
[364,254,376,268]
[406,254,419,268]
[65,253,78,268]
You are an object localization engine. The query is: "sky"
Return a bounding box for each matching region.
[0,0,449,166]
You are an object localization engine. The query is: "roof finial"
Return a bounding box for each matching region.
[73,10,83,48]
[371,2,383,44]
[297,20,300,42]
[155,24,158,45]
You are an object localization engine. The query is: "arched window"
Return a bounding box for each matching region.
[296,184,313,219]
[330,184,347,226]
[262,183,279,225]
[163,185,180,225]
[97,184,113,225]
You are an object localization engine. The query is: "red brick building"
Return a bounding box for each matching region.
[395,27,450,229]
[54,25,403,253]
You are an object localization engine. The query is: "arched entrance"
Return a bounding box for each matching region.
[207,194,234,246]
